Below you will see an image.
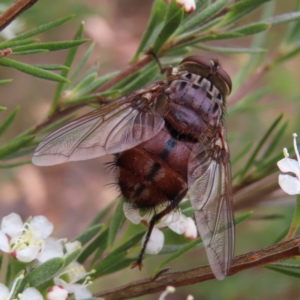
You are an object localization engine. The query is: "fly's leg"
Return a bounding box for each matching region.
[145,48,173,76]
[131,188,188,270]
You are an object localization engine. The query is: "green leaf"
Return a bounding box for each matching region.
[231,141,254,166]
[108,201,126,249]
[235,211,254,224]
[261,121,288,160]
[228,0,273,11]
[98,258,136,276]
[132,0,168,60]
[282,2,300,46]
[89,199,117,227]
[11,40,89,52]
[0,80,12,85]
[112,71,141,90]
[0,106,7,110]
[12,49,49,55]
[50,22,84,115]
[153,0,184,54]
[222,0,272,26]
[270,262,300,269]
[267,11,300,25]
[70,42,95,81]
[194,44,266,54]
[73,224,103,246]
[194,32,243,43]
[78,231,108,265]
[176,0,229,36]
[265,266,300,278]
[90,228,109,265]
[93,252,127,276]
[1,146,36,160]
[271,45,300,66]
[0,58,69,82]
[93,232,145,275]
[64,249,82,268]
[108,231,145,258]
[21,258,64,287]
[66,72,97,100]
[33,64,69,71]
[238,114,283,182]
[232,22,271,36]
[271,226,290,244]
[232,2,274,88]
[228,88,270,116]
[10,15,75,41]
[8,271,25,299]
[165,47,190,57]
[121,62,159,94]
[0,38,38,49]
[152,237,203,278]
[0,160,31,168]
[0,107,19,137]
[0,136,34,159]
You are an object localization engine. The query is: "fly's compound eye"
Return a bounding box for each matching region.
[179,56,232,97]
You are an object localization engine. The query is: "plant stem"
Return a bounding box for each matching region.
[286,194,300,240]
[0,253,9,285]
[0,0,38,31]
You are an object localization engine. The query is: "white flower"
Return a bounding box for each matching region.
[165,0,196,13]
[176,0,196,13]
[19,287,43,300]
[54,261,93,300]
[0,213,54,262]
[47,285,69,300]
[277,133,300,195]
[36,237,64,264]
[0,275,43,300]
[123,204,197,255]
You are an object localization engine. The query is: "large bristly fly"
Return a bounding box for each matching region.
[32,56,234,280]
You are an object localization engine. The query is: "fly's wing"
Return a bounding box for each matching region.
[188,131,235,280]
[32,88,165,166]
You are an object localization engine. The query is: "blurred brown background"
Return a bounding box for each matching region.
[1,0,300,299]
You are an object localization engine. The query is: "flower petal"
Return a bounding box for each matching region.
[144,227,164,255]
[65,241,82,255]
[22,287,43,300]
[37,237,64,263]
[30,216,53,239]
[0,283,9,297]
[47,285,68,300]
[0,230,10,252]
[167,214,186,234]
[158,211,181,228]
[183,217,198,239]
[73,284,92,300]
[176,0,196,13]
[277,158,300,178]
[278,174,300,195]
[16,245,41,262]
[1,213,23,237]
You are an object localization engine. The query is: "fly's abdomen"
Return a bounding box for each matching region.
[115,127,193,210]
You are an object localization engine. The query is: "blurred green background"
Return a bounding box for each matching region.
[1,0,300,299]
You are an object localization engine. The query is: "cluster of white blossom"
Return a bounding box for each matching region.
[0,213,92,300]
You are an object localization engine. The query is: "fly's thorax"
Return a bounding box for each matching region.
[161,71,225,141]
